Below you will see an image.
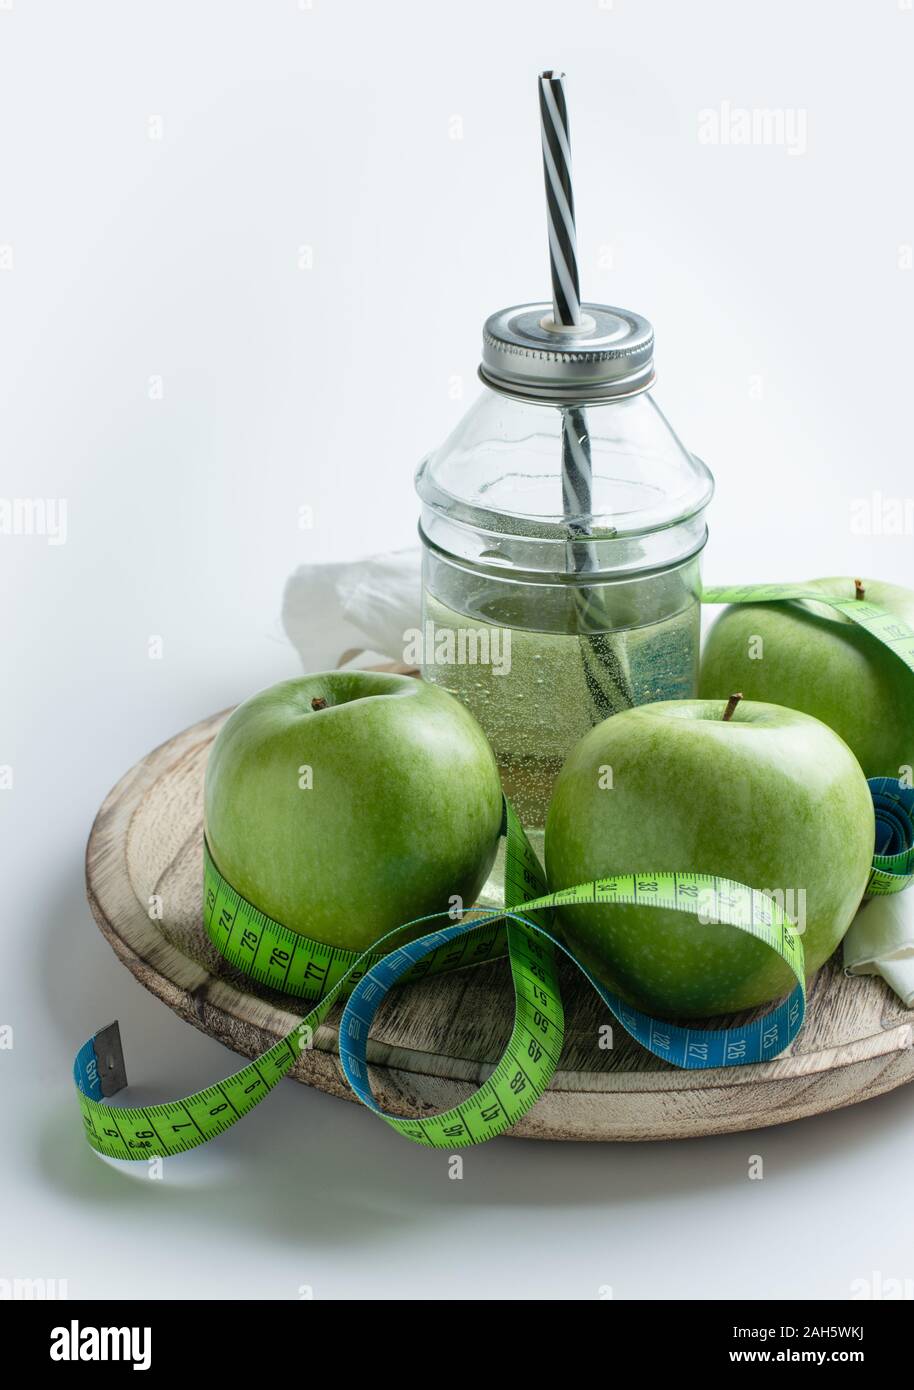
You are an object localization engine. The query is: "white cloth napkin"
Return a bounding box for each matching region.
[281,548,914,1006]
[282,546,422,671]
[843,893,914,1008]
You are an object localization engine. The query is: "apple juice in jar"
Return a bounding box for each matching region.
[415,302,714,841]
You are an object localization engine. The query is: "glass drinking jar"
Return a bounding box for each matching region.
[415,301,714,840]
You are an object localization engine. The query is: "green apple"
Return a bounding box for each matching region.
[700,577,914,779]
[544,698,875,1018]
[204,672,503,951]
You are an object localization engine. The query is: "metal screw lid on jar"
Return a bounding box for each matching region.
[479,301,655,405]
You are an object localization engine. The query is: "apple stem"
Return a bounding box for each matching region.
[722,692,743,722]
[854,578,865,601]
[311,697,328,711]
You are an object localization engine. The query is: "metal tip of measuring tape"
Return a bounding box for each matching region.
[92,1021,128,1098]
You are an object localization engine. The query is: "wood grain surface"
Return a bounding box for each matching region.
[85,705,914,1141]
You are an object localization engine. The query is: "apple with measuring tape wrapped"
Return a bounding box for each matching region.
[699,577,914,780]
[544,696,875,1018]
[204,672,503,951]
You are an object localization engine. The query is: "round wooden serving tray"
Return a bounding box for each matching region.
[86,705,914,1142]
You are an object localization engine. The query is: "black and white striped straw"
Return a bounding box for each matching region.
[562,406,633,718]
[561,404,593,539]
[539,72,590,528]
[539,71,634,717]
[538,69,582,328]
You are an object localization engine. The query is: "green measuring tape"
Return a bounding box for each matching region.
[702,582,914,677]
[201,844,508,1001]
[75,802,805,1156]
[74,581,914,1156]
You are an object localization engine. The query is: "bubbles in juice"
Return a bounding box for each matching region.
[421,588,700,832]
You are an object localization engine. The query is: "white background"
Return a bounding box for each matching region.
[2,0,913,1301]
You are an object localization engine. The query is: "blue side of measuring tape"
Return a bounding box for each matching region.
[869,776,914,884]
[339,907,806,1113]
[341,778,914,1103]
[73,1037,103,1103]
